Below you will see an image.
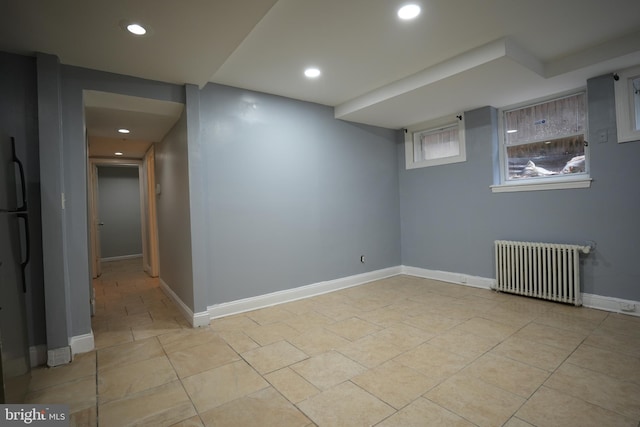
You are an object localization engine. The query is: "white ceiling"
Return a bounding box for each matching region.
[2,0,640,150]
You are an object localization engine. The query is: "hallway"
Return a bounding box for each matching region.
[25,258,192,425]
[91,258,188,349]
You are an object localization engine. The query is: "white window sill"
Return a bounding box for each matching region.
[491,177,592,193]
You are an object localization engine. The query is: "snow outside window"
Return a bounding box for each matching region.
[500,92,589,184]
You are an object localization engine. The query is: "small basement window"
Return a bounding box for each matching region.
[492,91,591,192]
[405,115,466,169]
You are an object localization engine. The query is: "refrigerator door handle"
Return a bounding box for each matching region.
[11,137,27,212]
[16,213,29,293]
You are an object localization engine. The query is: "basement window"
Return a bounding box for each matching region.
[492,91,591,192]
[405,115,466,169]
[614,64,640,143]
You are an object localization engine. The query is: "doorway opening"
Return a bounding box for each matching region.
[89,155,159,276]
[84,90,183,319]
[88,153,159,314]
[95,165,143,266]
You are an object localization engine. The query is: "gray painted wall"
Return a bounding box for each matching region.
[6,47,639,355]
[155,111,195,309]
[399,74,640,301]
[97,166,142,259]
[31,60,187,343]
[58,66,185,338]
[184,85,208,313]
[0,52,46,348]
[197,84,401,306]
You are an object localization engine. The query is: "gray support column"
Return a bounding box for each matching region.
[36,53,72,365]
[185,84,209,319]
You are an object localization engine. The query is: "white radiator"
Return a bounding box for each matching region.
[494,240,591,306]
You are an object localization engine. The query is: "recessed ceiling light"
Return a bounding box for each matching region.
[118,128,130,134]
[304,68,321,78]
[114,152,124,156]
[126,23,147,35]
[507,129,518,134]
[398,4,421,20]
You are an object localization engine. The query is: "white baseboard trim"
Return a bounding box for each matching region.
[101,254,143,262]
[401,265,496,290]
[159,279,210,327]
[208,266,402,319]
[29,344,47,367]
[47,346,72,367]
[402,265,640,316]
[582,293,640,317]
[69,332,95,356]
[192,311,212,328]
[194,263,640,322]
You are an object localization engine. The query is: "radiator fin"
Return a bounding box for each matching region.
[494,240,590,306]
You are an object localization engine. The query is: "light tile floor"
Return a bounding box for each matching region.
[25,258,640,426]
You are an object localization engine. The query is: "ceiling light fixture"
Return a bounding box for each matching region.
[398,4,421,20]
[118,128,130,134]
[304,68,321,78]
[506,129,518,134]
[114,152,124,156]
[126,23,147,35]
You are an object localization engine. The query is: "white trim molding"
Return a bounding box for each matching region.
[199,264,639,323]
[47,346,72,367]
[159,279,210,327]
[69,332,95,356]
[208,266,402,319]
[192,311,212,328]
[490,178,591,193]
[401,265,495,289]
[614,64,640,143]
[404,115,466,170]
[401,265,640,316]
[101,254,143,262]
[402,265,640,317]
[582,293,639,317]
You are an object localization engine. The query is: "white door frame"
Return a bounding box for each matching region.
[88,157,158,278]
[142,146,159,277]
[88,162,101,279]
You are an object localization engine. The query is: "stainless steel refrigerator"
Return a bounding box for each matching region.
[0,135,31,403]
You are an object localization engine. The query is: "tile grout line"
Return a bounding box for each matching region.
[506,310,613,425]
[530,311,640,421]
[164,340,207,427]
[89,261,638,426]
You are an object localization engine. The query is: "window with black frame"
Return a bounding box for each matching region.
[501,92,588,182]
[405,115,466,170]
